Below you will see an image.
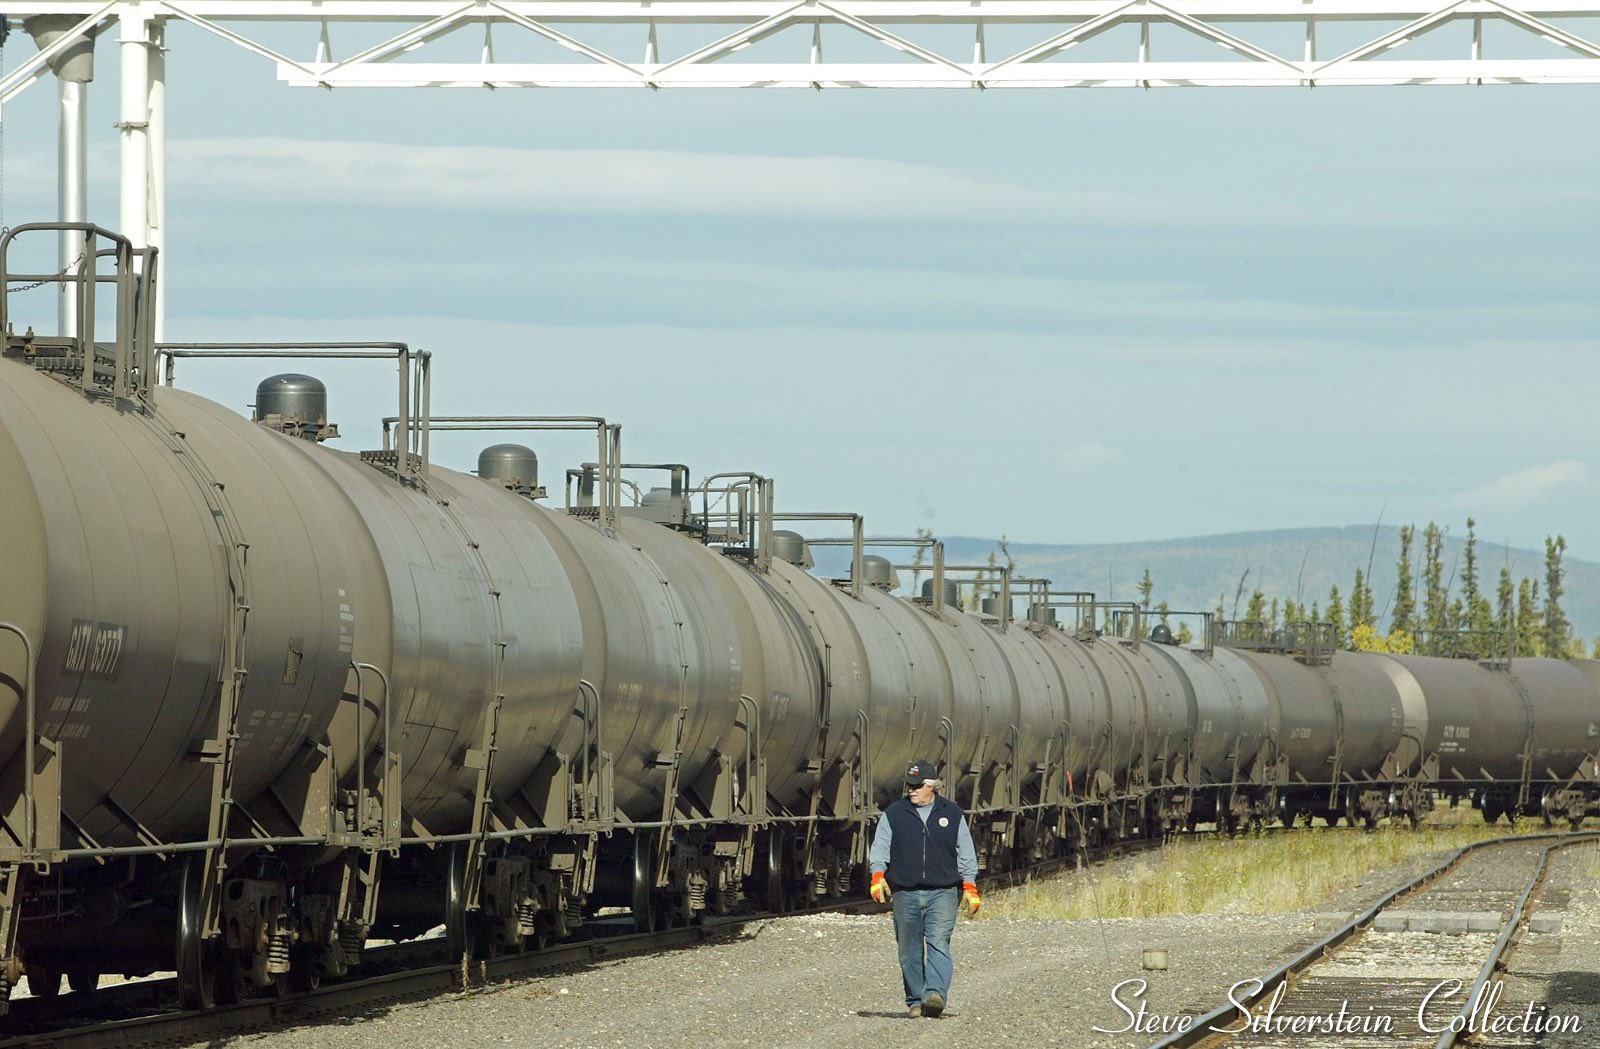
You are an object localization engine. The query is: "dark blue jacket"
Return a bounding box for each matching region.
[883,794,964,890]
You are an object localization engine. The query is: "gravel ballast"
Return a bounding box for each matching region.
[215,842,1600,1049]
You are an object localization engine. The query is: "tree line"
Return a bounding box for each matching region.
[1137,518,1583,659]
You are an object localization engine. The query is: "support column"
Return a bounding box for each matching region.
[24,16,96,338]
[148,20,166,340]
[58,80,87,334]
[118,12,153,259]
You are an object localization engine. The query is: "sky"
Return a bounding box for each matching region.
[1,14,1597,560]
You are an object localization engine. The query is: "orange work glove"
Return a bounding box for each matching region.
[870,871,891,904]
[960,881,981,917]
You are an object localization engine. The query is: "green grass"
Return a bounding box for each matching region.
[986,808,1543,920]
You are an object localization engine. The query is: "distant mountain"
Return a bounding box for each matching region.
[817,526,1600,643]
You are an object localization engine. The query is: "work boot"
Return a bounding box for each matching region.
[908,1005,922,1018]
[922,991,945,1018]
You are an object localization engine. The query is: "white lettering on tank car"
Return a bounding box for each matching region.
[64,620,94,673]
[90,626,124,676]
[63,620,127,679]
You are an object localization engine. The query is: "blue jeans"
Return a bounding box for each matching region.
[890,886,959,1007]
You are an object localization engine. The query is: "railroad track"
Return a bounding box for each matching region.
[1149,830,1599,1049]
[0,833,1164,1048]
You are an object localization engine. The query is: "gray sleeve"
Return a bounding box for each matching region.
[956,816,978,883]
[869,815,892,874]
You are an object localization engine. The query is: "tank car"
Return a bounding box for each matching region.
[2,222,1600,1019]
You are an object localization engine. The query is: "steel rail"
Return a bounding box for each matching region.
[0,829,1164,1046]
[1430,837,1569,1049]
[1146,830,1600,1049]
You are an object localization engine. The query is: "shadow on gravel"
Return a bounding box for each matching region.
[856,1010,922,1019]
[1545,969,1600,1010]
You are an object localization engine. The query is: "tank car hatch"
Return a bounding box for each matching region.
[253,373,339,442]
[854,554,898,590]
[921,578,959,609]
[770,529,815,569]
[476,443,546,499]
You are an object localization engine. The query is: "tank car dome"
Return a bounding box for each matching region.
[771,530,812,567]
[921,578,960,609]
[855,554,896,590]
[477,444,540,490]
[641,487,675,506]
[1150,623,1175,645]
[253,373,327,428]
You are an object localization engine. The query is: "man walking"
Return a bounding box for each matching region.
[868,760,981,1018]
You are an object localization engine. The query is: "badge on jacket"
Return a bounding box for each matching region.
[939,817,950,827]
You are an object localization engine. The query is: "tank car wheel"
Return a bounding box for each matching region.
[1280,807,1300,830]
[176,856,221,1011]
[67,970,99,996]
[1482,805,1502,826]
[631,834,660,934]
[445,844,488,963]
[26,965,61,999]
[758,830,787,913]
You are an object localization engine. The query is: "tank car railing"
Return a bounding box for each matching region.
[350,662,401,852]
[158,343,430,478]
[937,716,955,803]
[1412,627,1515,666]
[403,416,622,528]
[1097,602,1144,652]
[576,679,614,829]
[810,533,945,613]
[1216,618,1337,664]
[0,622,53,866]
[772,513,866,598]
[1032,591,1099,638]
[1142,610,1216,657]
[733,695,766,822]
[940,564,1013,628]
[597,462,686,519]
[696,473,774,571]
[1,223,158,406]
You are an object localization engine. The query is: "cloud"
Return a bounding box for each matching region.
[1449,460,1592,514]
[1056,441,1120,476]
[168,136,1170,224]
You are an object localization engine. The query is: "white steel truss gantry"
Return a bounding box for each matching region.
[3,0,1600,331]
